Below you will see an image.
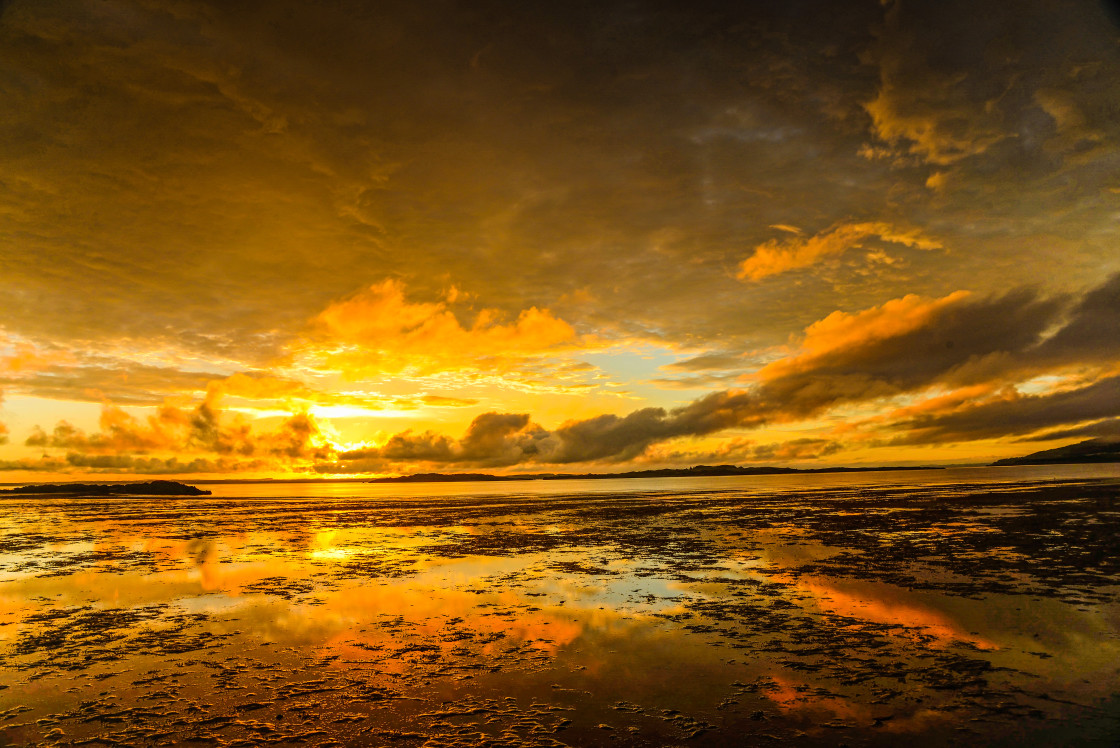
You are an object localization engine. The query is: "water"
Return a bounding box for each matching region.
[2,465,1119,746]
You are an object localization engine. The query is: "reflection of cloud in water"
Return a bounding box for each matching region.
[760,672,961,735]
[797,578,998,649]
[322,582,584,656]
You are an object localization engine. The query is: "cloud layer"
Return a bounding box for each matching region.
[319,274,1120,472]
[2,0,1119,476]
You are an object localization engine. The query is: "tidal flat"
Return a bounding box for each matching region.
[2,473,1119,746]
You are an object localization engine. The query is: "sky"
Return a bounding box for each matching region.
[1,0,1119,480]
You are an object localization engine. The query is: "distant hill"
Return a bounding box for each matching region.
[0,480,211,496]
[370,464,941,483]
[992,437,1120,466]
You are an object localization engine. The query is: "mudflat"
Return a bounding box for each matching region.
[2,477,1118,746]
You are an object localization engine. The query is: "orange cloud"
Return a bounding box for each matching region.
[758,291,971,381]
[737,222,942,281]
[305,279,581,376]
[885,384,1000,421]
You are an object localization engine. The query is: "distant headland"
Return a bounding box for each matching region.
[0,480,211,496]
[992,437,1120,467]
[369,464,942,484]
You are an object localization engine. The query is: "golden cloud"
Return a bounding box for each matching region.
[303,279,582,376]
[737,222,942,281]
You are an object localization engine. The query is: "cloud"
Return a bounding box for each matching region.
[0,453,271,474]
[861,3,1013,166]
[747,287,1063,418]
[0,356,447,418]
[887,376,1120,445]
[301,279,582,376]
[0,335,67,374]
[861,0,1120,180]
[11,273,1112,476]
[1020,418,1120,443]
[0,455,68,473]
[642,436,843,466]
[750,438,842,462]
[0,0,1115,388]
[209,372,426,413]
[649,373,740,391]
[26,388,335,469]
[663,352,745,372]
[0,390,7,445]
[1033,272,1120,366]
[328,390,763,470]
[737,222,941,281]
[420,395,479,408]
[326,273,1120,470]
[546,408,695,463]
[336,411,552,469]
[1,360,218,406]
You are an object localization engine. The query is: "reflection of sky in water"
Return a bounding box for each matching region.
[2,475,1119,746]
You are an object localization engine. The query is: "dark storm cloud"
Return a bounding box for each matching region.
[547,407,702,463]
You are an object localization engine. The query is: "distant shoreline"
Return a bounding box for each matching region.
[367,464,945,484]
[3,456,1115,491]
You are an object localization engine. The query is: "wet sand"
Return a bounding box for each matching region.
[2,477,1119,746]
